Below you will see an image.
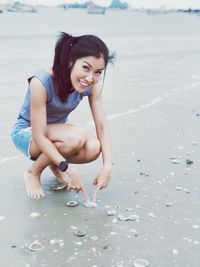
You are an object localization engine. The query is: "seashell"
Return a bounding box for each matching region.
[133,258,149,267]
[176,187,182,191]
[107,210,116,216]
[66,201,78,207]
[183,188,190,193]
[172,159,181,164]
[73,229,86,237]
[90,235,98,240]
[128,214,139,221]
[118,214,129,221]
[112,218,118,224]
[83,200,97,208]
[52,184,68,191]
[168,155,177,159]
[28,240,44,252]
[166,202,173,207]
[30,212,40,218]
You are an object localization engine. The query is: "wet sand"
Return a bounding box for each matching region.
[1,8,200,267]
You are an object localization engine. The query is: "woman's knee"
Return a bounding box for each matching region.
[54,127,87,153]
[85,137,101,160]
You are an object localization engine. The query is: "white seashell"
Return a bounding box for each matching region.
[166,202,173,207]
[193,225,199,229]
[193,241,200,245]
[83,200,97,208]
[73,230,86,237]
[133,258,149,267]
[172,248,178,254]
[28,240,44,252]
[172,159,181,164]
[107,210,116,216]
[128,214,139,221]
[118,214,129,221]
[90,235,98,240]
[183,188,190,193]
[112,218,118,224]
[176,187,182,191]
[30,212,40,218]
[52,184,68,191]
[66,201,78,207]
[168,155,177,159]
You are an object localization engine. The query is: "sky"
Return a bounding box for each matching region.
[1,0,200,9]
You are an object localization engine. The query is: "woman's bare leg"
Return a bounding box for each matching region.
[24,124,101,198]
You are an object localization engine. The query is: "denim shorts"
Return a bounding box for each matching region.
[11,118,32,159]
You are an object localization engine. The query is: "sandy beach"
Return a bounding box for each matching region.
[0,8,200,267]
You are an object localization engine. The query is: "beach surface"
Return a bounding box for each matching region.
[0,8,200,267]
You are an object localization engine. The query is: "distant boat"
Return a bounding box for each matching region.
[0,4,3,13]
[87,2,105,14]
[7,2,37,13]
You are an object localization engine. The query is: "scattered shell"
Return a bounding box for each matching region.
[107,210,116,216]
[183,188,190,193]
[172,159,181,164]
[88,247,96,255]
[118,214,129,221]
[90,235,98,240]
[168,155,177,159]
[118,214,138,221]
[128,214,139,221]
[73,230,86,237]
[176,187,182,191]
[193,241,200,245]
[28,240,44,252]
[133,258,149,267]
[66,201,78,207]
[193,225,199,229]
[166,202,173,207]
[112,218,118,224]
[192,141,198,145]
[30,212,40,218]
[83,200,97,208]
[52,184,68,191]
[172,248,178,254]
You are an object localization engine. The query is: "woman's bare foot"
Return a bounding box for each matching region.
[24,170,46,199]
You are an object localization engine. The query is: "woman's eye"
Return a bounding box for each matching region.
[83,65,89,71]
[95,71,102,75]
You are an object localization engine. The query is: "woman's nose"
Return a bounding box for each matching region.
[85,74,94,83]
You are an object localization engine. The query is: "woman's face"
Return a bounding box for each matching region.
[70,56,105,93]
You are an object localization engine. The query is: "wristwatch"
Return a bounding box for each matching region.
[58,160,68,172]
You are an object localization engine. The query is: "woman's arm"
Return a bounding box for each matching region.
[88,82,112,198]
[30,77,66,166]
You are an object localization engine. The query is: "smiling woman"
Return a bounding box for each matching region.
[11,32,115,201]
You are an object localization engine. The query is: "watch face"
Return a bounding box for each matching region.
[59,161,68,172]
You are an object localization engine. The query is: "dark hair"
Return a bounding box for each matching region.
[53,32,114,102]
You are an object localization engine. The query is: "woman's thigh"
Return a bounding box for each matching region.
[29,123,87,159]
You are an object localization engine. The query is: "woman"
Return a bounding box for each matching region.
[11,32,114,201]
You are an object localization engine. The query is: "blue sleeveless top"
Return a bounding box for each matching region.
[18,69,92,124]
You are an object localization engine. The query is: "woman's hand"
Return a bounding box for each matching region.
[67,167,89,200]
[92,166,112,202]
